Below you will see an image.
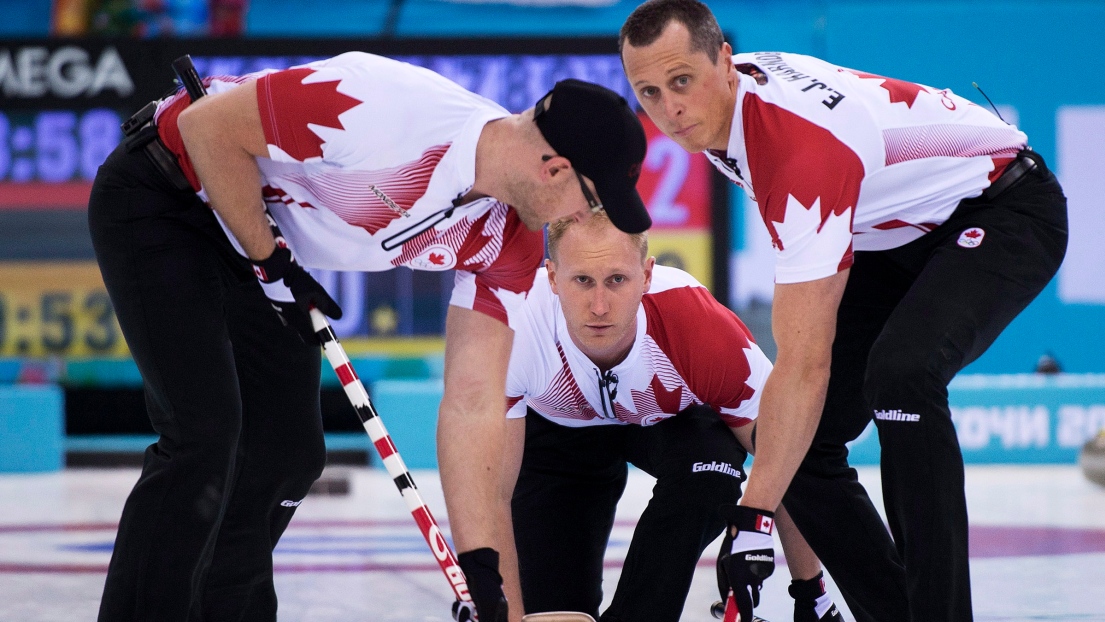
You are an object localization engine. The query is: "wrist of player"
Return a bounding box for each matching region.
[790,571,843,622]
[456,547,507,622]
[251,245,342,318]
[251,244,293,284]
[722,504,775,550]
[250,245,340,342]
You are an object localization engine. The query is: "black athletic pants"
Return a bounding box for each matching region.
[512,405,748,622]
[88,142,327,621]
[781,152,1068,622]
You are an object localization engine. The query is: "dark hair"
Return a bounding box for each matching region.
[619,0,725,64]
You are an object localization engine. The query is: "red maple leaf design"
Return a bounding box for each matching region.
[742,94,863,248]
[650,375,683,414]
[428,252,445,265]
[850,71,926,108]
[256,67,362,161]
[964,229,981,239]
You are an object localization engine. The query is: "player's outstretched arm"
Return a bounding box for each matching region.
[729,425,825,582]
[741,270,849,511]
[177,80,275,260]
[439,305,515,622]
[717,270,848,620]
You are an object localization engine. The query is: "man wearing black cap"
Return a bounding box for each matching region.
[532,79,652,235]
[87,51,647,622]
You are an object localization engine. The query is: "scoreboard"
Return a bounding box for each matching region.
[0,38,729,357]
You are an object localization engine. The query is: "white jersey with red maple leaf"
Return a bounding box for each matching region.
[154,52,543,325]
[706,52,1027,284]
[505,265,771,429]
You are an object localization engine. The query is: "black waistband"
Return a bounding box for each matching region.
[982,148,1044,201]
[121,101,194,192]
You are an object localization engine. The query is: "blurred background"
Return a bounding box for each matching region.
[0,0,1103,473]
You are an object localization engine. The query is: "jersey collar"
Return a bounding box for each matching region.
[554,302,650,418]
[723,63,752,173]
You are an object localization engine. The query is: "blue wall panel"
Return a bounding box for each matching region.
[0,0,51,36]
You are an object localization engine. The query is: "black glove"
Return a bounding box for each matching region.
[716,505,776,621]
[790,571,843,622]
[454,548,507,622]
[251,244,342,343]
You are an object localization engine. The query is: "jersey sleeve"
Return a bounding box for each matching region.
[505,395,528,419]
[642,284,763,427]
[449,207,544,327]
[254,65,364,164]
[742,93,865,283]
[716,342,772,427]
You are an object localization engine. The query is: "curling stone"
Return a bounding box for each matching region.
[308,467,352,496]
[1079,429,1105,487]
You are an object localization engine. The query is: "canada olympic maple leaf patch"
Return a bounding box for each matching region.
[957,227,985,248]
[410,245,456,271]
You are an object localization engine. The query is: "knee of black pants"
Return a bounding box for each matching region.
[512,420,626,617]
[285,432,327,479]
[232,400,326,505]
[633,407,747,514]
[657,466,744,538]
[258,427,327,501]
[863,333,950,412]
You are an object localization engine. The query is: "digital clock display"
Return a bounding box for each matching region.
[0,109,122,183]
[0,262,127,358]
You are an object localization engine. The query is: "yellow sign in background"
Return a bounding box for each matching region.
[0,261,446,360]
[648,230,713,290]
[0,262,128,358]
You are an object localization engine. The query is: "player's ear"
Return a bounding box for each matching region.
[721,41,733,60]
[546,259,560,295]
[540,154,572,183]
[642,256,655,293]
[719,43,736,80]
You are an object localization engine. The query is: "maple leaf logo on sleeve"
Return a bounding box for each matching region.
[741,94,863,257]
[848,70,927,108]
[256,67,363,162]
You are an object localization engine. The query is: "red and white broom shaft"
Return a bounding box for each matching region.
[309,308,473,608]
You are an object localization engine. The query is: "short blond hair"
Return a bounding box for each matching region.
[547,209,649,263]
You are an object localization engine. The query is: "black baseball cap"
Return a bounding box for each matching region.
[534,79,651,234]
